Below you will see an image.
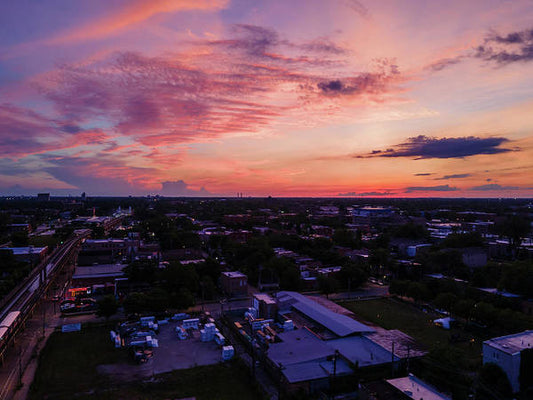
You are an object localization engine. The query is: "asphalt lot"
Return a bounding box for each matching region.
[98,320,223,381]
[152,322,221,374]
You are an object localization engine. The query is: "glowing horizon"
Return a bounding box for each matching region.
[1,0,532,197]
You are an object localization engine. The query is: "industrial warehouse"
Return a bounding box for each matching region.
[226,291,426,395]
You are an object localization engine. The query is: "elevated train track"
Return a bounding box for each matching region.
[0,229,91,362]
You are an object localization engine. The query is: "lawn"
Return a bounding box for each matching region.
[104,362,266,400]
[341,298,485,369]
[30,324,265,400]
[342,298,452,347]
[29,324,130,399]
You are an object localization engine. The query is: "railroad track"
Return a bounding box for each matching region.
[0,230,91,359]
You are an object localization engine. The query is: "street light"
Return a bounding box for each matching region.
[278,362,284,400]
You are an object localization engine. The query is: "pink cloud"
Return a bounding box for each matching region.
[37,25,404,149]
[0,103,109,158]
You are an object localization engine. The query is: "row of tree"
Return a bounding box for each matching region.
[389,279,532,332]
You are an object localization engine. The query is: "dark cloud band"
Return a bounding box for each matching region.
[361,135,514,159]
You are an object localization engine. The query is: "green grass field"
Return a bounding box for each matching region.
[341,298,484,370]
[29,325,129,399]
[30,324,265,400]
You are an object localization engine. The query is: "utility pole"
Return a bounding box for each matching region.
[391,341,395,378]
[278,362,283,400]
[200,282,205,313]
[42,300,46,338]
[331,349,339,400]
[407,345,410,373]
[251,342,256,378]
[18,344,23,387]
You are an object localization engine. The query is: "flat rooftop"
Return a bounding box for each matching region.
[277,291,374,337]
[484,330,533,355]
[84,239,125,244]
[73,264,126,279]
[221,271,247,279]
[267,328,333,366]
[2,247,47,255]
[387,375,451,400]
[281,358,353,384]
[254,293,276,304]
[328,336,397,367]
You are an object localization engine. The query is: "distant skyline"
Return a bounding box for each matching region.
[1,0,532,197]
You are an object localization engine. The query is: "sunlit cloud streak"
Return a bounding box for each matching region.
[37,25,403,149]
[337,191,396,197]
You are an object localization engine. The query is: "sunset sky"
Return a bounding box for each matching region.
[1,0,532,197]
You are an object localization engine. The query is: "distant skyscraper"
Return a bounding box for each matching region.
[37,193,50,201]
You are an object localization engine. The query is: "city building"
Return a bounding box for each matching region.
[262,291,423,395]
[220,271,248,297]
[483,330,533,393]
[361,374,452,400]
[71,263,126,292]
[252,293,277,319]
[1,246,48,263]
[459,247,488,269]
[37,193,50,201]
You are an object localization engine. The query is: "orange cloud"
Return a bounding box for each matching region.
[46,0,229,45]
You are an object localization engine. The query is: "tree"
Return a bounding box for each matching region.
[340,263,367,291]
[97,295,119,320]
[406,282,431,303]
[497,215,531,259]
[472,302,497,326]
[317,275,338,299]
[393,222,428,239]
[264,257,301,291]
[147,288,170,311]
[454,299,475,319]
[389,280,410,297]
[434,292,457,313]
[123,292,148,314]
[171,287,195,309]
[196,258,221,284]
[199,276,217,300]
[123,260,158,284]
[478,363,513,398]
[162,262,199,294]
[11,231,29,246]
[442,232,483,248]
[333,229,357,248]
[369,248,391,276]
[498,260,533,296]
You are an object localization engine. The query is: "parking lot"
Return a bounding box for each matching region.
[98,319,224,381]
[152,321,222,374]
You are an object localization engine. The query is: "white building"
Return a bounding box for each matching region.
[483,330,533,393]
[387,374,451,400]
